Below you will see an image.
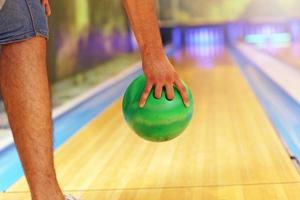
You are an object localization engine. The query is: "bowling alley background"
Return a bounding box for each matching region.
[1,0,300,199]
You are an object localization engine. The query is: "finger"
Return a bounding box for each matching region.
[139,81,153,108]
[165,84,174,100]
[45,3,51,16]
[41,0,51,16]
[154,83,163,99]
[175,80,190,107]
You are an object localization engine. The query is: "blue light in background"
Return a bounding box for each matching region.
[289,21,300,41]
[245,33,291,45]
[184,26,225,47]
[172,27,182,49]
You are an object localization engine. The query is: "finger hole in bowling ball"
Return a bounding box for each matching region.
[161,87,173,101]
[153,92,160,100]
[166,94,173,101]
[152,89,163,100]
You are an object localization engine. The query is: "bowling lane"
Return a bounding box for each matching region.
[3,45,300,200]
[256,42,300,69]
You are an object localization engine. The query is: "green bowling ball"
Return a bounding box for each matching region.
[122,75,194,142]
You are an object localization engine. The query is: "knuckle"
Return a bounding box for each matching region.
[141,92,145,97]
[169,86,175,93]
[157,77,164,84]
[147,76,154,82]
[177,85,185,92]
[183,92,188,98]
[144,87,151,93]
[184,95,189,101]
[142,93,148,98]
[166,85,173,91]
[181,85,187,92]
[166,75,173,83]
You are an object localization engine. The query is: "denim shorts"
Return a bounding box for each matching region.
[0,0,48,45]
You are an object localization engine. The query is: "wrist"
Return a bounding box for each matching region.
[141,44,165,61]
[142,56,174,73]
[142,52,167,64]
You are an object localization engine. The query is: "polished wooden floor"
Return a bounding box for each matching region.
[1,47,300,200]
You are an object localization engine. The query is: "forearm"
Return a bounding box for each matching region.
[123,0,165,61]
[123,0,190,107]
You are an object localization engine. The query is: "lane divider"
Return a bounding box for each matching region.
[230,44,300,167]
[237,43,300,105]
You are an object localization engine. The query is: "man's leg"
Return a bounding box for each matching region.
[0,37,64,200]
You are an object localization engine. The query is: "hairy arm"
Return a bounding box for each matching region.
[123,0,189,107]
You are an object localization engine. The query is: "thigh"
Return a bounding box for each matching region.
[0,36,48,97]
[0,37,50,122]
[0,36,47,79]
